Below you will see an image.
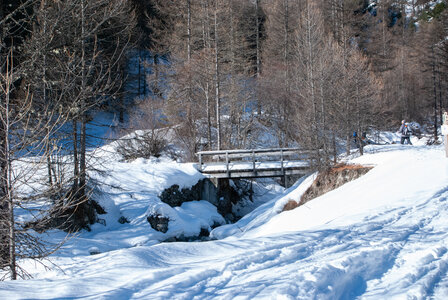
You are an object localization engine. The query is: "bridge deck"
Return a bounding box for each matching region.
[196,148,311,179]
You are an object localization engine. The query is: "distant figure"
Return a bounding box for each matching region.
[353,131,376,148]
[353,131,359,147]
[399,120,412,145]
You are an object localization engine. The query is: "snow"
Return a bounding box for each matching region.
[162,201,225,238]
[2,138,448,299]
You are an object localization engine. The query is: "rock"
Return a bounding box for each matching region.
[89,247,101,255]
[147,214,169,233]
[158,181,202,207]
[23,197,106,233]
[199,227,210,237]
[118,216,129,224]
[97,218,106,226]
[158,178,244,223]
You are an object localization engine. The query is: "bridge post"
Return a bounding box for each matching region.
[281,149,286,187]
[217,178,232,217]
[200,178,219,207]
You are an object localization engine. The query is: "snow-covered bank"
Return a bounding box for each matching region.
[2,143,448,299]
[230,144,448,239]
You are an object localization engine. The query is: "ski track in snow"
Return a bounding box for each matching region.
[2,144,448,299]
[11,190,444,300]
[100,187,448,299]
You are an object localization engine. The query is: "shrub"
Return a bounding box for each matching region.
[282,200,299,212]
[116,130,169,161]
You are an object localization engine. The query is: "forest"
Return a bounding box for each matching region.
[0,0,447,280]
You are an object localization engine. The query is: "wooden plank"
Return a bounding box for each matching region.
[209,150,303,160]
[203,169,308,179]
[197,148,303,156]
[201,166,309,174]
[200,160,308,168]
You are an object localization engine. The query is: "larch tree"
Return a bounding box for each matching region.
[31,0,135,230]
[260,0,304,147]
[0,1,65,279]
[291,1,332,168]
[156,0,205,159]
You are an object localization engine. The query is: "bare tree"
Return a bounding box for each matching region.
[46,0,133,221]
[0,46,72,280]
[290,1,331,167]
[259,0,303,147]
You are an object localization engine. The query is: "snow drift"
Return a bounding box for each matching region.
[1,139,448,299]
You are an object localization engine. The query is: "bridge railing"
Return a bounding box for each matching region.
[196,148,312,178]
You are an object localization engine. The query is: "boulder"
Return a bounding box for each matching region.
[147,214,169,233]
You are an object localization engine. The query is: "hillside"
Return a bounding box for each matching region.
[1,137,448,299]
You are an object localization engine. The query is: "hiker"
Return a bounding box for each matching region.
[353,131,375,148]
[399,120,412,145]
[353,131,359,147]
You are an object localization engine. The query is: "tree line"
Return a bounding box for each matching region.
[133,0,448,161]
[1,0,447,280]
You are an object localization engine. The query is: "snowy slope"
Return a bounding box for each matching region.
[2,142,448,299]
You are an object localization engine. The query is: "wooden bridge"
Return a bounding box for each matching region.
[196,148,311,180]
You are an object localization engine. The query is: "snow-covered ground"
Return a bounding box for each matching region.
[2,135,448,299]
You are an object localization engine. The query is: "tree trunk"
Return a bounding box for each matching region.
[282,0,290,148]
[0,58,16,279]
[202,0,212,150]
[186,0,194,151]
[138,49,142,97]
[72,120,79,191]
[187,0,191,61]
[142,52,146,97]
[214,3,221,150]
[255,0,260,77]
[79,0,87,197]
[255,0,261,115]
[305,4,318,156]
[437,59,443,125]
[432,46,438,141]
[356,85,364,156]
[79,114,87,197]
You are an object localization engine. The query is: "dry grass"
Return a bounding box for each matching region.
[281,163,373,213]
[300,163,373,205]
[329,163,369,173]
[282,200,299,212]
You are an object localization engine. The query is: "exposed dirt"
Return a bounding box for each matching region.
[282,163,373,212]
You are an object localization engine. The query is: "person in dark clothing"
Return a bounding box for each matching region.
[399,120,412,145]
[354,131,377,147]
